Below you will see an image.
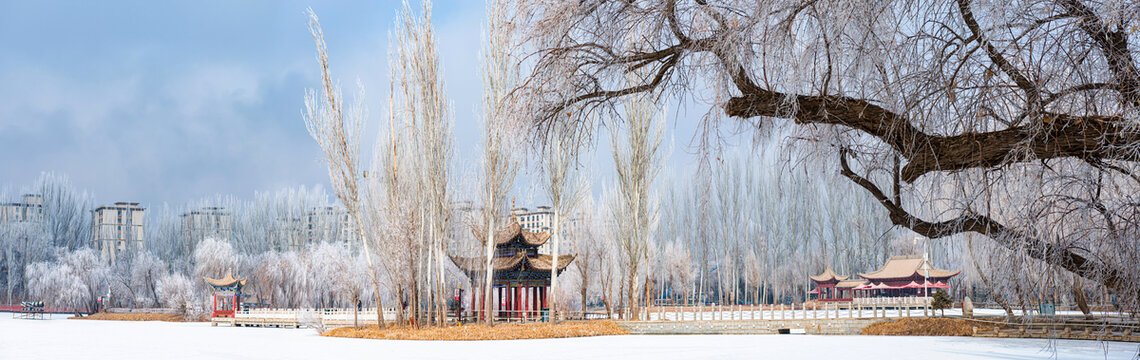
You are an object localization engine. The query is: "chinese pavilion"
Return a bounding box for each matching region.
[810,254,959,301]
[204,269,245,318]
[807,266,867,302]
[450,220,574,321]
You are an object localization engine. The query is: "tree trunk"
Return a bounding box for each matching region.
[352,293,360,328]
[373,283,385,329]
[580,269,588,319]
[618,276,626,320]
[396,287,407,326]
[483,218,496,326]
[1071,276,1093,320]
[626,266,639,320]
[550,214,560,323]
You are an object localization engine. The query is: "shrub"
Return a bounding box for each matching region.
[931,289,952,317]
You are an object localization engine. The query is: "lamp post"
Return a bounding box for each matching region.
[921,253,931,298]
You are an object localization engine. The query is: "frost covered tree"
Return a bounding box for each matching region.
[130,252,167,307]
[384,0,455,327]
[192,238,235,295]
[60,249,111,313]
[1,221,52,305]
[542,124,587,321]
[569,195,602,315]
[610,87,665,320]
[34,172,93,250]
[598,186,630,318]
[663,240,694,307]
[743,249,762,305]
[304,9,388,327]
[474,0,523,326]
[310,241,367,312]
[25,261,86,314]
[157,273,194,315]
[367,78,418,325]
[334,254,370,327]
[247,251,285,307]
[513,0,1140,310]
[24,249,109,314]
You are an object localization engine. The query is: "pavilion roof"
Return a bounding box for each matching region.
[473,220,552,247]
[449,253,574,273]
[809,265,849,283]
[203,269,246,288]
[527,254,576,272]
[858,254,960,280]
[449,253,527,272]
[835,279,868,288]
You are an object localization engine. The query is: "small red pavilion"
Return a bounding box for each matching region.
[204,270,246,318]
[809,266,868,302]
[450,220,574,321]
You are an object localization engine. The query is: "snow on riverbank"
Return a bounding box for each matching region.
[643,307,1124,321]
[0,314,1136,360]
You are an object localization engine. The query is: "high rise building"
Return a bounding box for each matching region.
[271,206,357,252]
[0,194,43,223]
[180,206,233,256]
[91,202,145,265]
[306,206,356,251]
[272,215,307,252]
[511,205,555,254]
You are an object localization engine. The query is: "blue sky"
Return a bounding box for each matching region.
[0,0,718,208]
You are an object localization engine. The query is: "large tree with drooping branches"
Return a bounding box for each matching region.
[510,0,1140,308]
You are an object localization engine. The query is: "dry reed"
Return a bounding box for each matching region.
[69,312,202,322]
[860,318,983,336]
[323,320,628,340]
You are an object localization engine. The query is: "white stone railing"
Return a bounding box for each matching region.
[230,308,399,328]
[853,296,931,307]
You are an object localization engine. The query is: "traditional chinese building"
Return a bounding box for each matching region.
[450,220,574,321]
[810,254,959,301]
[808,266,867,302]
[204,270,245,318]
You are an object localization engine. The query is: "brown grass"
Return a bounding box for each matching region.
[861,318,985,336]
[69,312,204,322]
[323,320,629,341]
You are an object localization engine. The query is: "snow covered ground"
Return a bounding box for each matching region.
[1,314,1136,360]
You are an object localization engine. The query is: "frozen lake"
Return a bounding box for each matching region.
[1,314,1137,360]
